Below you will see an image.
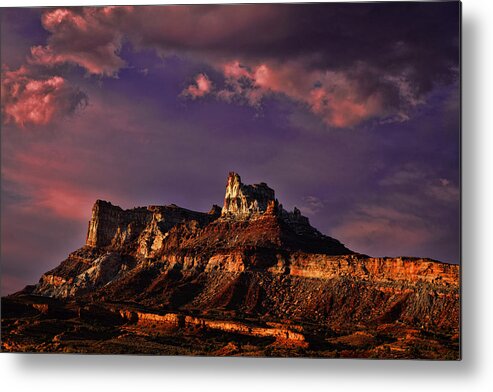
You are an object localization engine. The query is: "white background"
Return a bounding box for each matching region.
[1,0,492,391]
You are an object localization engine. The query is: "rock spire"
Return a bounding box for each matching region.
[221,172,275,218]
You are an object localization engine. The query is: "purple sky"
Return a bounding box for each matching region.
[0,3,460,295]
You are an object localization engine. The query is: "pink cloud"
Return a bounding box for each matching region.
[8,6,430,128]
[221,61,272,107]
[1,152,95,221]
[29,7,126,76]
[212,60,390,127]
[308,85,385,128]
[222,61,253,79]
[28,6,284,78]
[0,100,134,220]
[1,65,87,127]
[181,73,213,99]
[0,92,160,221]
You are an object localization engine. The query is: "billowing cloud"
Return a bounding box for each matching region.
[27,5,284,77]
[216,61,267,107]
[29,7,127,76]
[181,73,213,99]
[17,3,458,128]
[1,65,88,127]
[214,60,399,127]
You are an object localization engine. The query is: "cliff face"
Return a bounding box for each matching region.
[86,201,152,248]
[4,172,459,357]
[32,172,459,327]
[222,172,275,217]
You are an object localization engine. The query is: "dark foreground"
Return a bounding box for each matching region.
[1,295,459,359]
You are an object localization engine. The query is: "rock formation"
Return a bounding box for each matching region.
[1,172,460,359]
[221,172,275,217]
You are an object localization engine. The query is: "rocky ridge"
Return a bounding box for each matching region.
[2,172,460,358]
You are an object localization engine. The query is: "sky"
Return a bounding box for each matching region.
[0,3,460,295]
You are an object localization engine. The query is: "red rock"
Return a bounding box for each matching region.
[3,172,460,358]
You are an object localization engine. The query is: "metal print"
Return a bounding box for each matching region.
[0,2,460,359]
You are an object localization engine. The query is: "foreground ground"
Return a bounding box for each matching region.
[1,295,459,359]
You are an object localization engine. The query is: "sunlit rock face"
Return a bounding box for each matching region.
[221,172,275,218]
[85,200,152,248]
[34,172,355,298]
[86,201,220,256]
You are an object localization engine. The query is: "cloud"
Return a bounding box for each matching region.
[2,148,98,221]
[181,73,213,99]
[29,7,127,77]
[299,195,326,216]
[426,178,460,203]
[379,164,459,204]
[27,5,283,77]
[14,3,458,128]
[215,61,267,107]
[213,60,397,127]
[1,65,88,127]
[331,163,459,260]
[332,204,434,257]
[379,165,424,186]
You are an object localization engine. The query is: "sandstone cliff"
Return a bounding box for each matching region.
[20,172,458,355]
[222,172,275,217]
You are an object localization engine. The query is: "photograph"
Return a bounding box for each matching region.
[1,2,460,359]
